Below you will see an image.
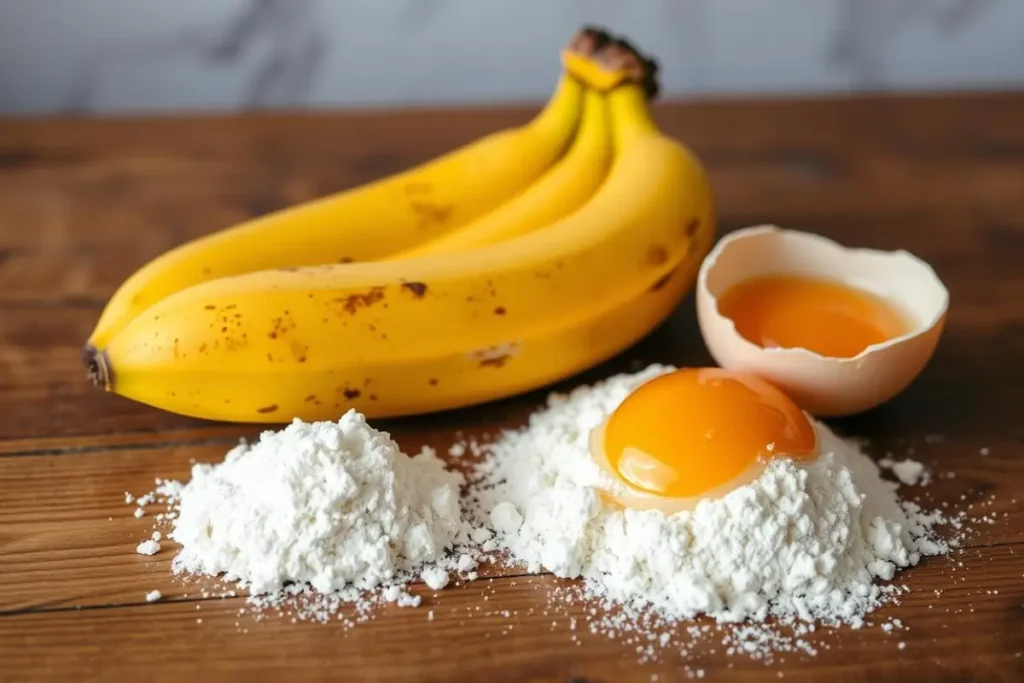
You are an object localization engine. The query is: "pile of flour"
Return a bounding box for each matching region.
[148,410,469,604]
[125,364,960,659]
[472,364,952,627]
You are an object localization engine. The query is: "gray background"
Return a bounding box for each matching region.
[1,0,1022,115]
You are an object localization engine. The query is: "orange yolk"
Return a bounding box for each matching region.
[716,274,911,358]
[602,368,817,499]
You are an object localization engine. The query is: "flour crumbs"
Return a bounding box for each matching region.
[467,365,961,661]
[123,367,970,666]
[130,410,479,621]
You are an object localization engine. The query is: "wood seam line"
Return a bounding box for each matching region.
[0,436,246,458]
[1,540,1021,619]
[0,298,109,310]
[0,571,546,618]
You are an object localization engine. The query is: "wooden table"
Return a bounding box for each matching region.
[1,92,1022,683]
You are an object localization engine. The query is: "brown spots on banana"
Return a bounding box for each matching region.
[646,245,669,267]
[649,261,694,293]
[290,340,308,363]
[257,404,279,414]
[268,312,297,339]
[649,271,673,292]
[304,394,321,406]
[341,388,361,400]
[338,256,354,264]
[403,182,453,229]
[401,281,428,298]
[685,217,701,238]
[410,201,453,230]
[470,342,521,369]
[428,378,439,386]
[334,287,385,315]
[494,307,506,316]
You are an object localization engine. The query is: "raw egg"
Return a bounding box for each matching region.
[716,273,912,359]
[590,367,818,512]
[696,225,949,416]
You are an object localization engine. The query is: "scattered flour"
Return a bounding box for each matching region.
[145,590,162,603]
[124,365,965,665]
[421,566,450,591]
[456,554,478,574]
[136,539,161,556]
[469,365,954,657]
[132,410,472,620]
[878,456,931,486]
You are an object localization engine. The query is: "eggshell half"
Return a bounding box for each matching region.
[696,225,949,416]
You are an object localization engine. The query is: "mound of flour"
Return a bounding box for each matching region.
[166,410,467,596]
[473,364,950,626]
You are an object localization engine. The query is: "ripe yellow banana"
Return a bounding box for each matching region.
[395,87,612,258]
[89,65,714,423]
[85,72,583,351]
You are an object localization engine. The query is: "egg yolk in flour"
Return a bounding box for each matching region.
[716,274,911,358]
[591,368,818,510]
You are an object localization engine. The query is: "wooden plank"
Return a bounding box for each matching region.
[1,544,1021,683]
[2,95,1024,306]
[2,93,1024,682]
[0,426,1021,613]
[0,434,517,613]
[0,426,250,457]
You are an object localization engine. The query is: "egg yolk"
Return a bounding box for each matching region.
[602,368,817,499]
[716,274,911,358]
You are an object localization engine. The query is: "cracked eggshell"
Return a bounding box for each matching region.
[695,225,949,417]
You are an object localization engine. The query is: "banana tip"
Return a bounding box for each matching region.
[83,344,112,389]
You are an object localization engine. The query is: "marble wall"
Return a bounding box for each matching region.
[1,0,1022,115]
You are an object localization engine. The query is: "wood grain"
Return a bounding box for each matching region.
[0,547,1021,683]
[1,92,1023,682]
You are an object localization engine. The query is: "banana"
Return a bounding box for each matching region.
[85,69,583,351]
[394,87,612,258]
[88,48,715,424]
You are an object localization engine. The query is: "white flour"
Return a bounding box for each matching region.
[124,364,967,663]
[878,456,931,486]
[471,365,952,630]
[164,410,468,599]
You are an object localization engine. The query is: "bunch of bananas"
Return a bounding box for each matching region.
[84,27,715,423]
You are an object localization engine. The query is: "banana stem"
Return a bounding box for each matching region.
[83,344,112,390]
[609,84,659,153]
